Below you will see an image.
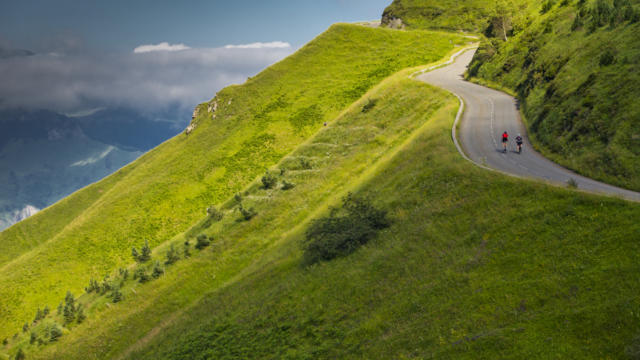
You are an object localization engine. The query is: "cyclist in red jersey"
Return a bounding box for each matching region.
[501,131,508,153]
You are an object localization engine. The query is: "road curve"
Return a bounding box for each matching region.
[418,48,640,202]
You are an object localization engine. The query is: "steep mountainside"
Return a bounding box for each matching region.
[0,24,466,354]
[469,0,640,191]
[382,0,640,191]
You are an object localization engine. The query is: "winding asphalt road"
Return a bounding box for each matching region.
[418,48,640,202]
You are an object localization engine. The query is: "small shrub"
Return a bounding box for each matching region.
[85,278,99,293]
[119,268,129,281]
[261,171,278,189]
[362,98,378,113]
[134,268,150,283]
[2,337,7,345]
[567,178,579,188]
[281,180,296,190]
[571,14,583,30]
[49,324,63,342]
[139,240,152,262]
[100,277,112,295]
[29,331,37,344]
[599,49,615,66]
[234,193,243,204]
[206,206,224,221]
[43,305,50,317]
[76,305,86,323]
[183,241,191,258]
[302,193,390,265]
[152,261,164,279]
[22,323,28,333]
[112,287,123,303]
[196,234,211,250]
[541,0,555,14]
[14,348,26,360]
[34,307,43,322]
[165,244,180,265]
[239,205,257,221]
[298,157,312,170]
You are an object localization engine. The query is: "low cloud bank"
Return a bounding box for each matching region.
[133,42,191,53]
[0,42,294,118]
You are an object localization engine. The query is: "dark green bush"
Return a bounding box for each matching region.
[261,172,278,189]
[196,234,211,250]
[298,158,312,170]
[206,206,224,221]
[362,98,378,113]
[238,205,257,221]
[165,244,180,265]
[49,324,62,342]
[112,287,123,303]
[152,262,164,279]
[281,180,296,190]
[134,268,150,283]
[599,49,615,66]
[302,193,390,265]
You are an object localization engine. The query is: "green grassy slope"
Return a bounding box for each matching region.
[0,25,466,346]
[381,0,536,32]
[114,64,639,359]
[20,61,459,360]
[468,0,640,191]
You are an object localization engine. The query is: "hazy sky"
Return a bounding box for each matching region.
[0,0,391,115]
[0,0,391,52]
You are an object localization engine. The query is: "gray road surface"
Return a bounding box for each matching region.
[418,48,640,202]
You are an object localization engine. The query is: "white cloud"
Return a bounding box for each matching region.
[224,41,291,49]
[133,42,191,54]
[0,43,295,115]
[70,146,115,167]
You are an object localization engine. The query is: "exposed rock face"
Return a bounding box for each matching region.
[381,9,405,29]
[186,98,220,136]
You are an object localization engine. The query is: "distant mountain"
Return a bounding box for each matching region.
[0,47,35,59]
[76,107,190,151]
[0,106,188,230]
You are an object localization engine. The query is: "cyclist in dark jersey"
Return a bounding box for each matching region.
[501,131,509,153]
[515,134,523,154]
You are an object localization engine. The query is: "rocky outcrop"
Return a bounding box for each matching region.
[381,9,405,29]
[185,98,220,136]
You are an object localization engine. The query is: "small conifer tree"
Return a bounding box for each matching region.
[139,240,152,262]
[34,307,43,322]
[29,331,37,344]
[43,305,50,317]
[15,348,26,360]
[131,247,140,261]
[57,302,63,315]
[76,305,86,323]
[183,240,191,258]
[49,324,62,341]
[134,268,150,283]
[112,287,123,303]
[152,261,164,279]
[165,244,180,265]
[22,323,28,333]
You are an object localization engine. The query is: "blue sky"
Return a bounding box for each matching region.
[0,0,391,52]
